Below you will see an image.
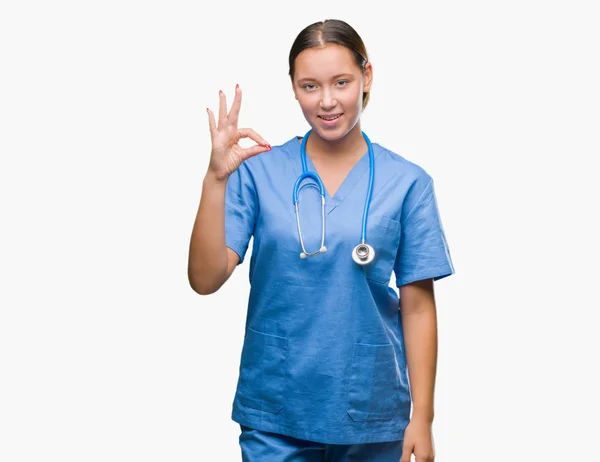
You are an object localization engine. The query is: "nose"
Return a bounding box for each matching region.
[320,89,337,110]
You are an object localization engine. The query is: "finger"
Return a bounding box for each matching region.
[416,452,435,462]
[217,90,227,130]
[400,443,413,462]
[241,144,272,161]
[415,455,434,462]
[206,108,216,135]
[237,128,269,147]
[228,84,242,126]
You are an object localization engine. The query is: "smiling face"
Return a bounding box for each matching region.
[291,43,372,142]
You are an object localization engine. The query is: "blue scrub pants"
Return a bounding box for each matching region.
[239,425,404,461]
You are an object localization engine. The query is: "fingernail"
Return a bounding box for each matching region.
[206,108,209,112]
[266,144,271,150]
[219,90,223,95]
[236,83,239,89]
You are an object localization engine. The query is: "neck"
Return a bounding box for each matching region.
[306,123,366,161]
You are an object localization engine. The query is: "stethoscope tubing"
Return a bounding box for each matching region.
[293,129,374,261]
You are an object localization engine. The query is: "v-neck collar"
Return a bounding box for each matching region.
[292,136,376,215]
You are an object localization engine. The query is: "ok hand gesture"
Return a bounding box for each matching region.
[206,85,271,181]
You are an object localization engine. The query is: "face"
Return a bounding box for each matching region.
[292,43,372,142]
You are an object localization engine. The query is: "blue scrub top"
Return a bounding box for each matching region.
[224,135,455,445]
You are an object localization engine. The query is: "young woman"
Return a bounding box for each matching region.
[188,19,454,462]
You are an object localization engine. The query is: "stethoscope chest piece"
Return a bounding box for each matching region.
[352,243,375,265]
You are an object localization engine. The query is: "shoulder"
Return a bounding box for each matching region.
[373,142,433,197]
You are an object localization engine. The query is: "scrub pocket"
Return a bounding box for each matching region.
[237,327,288,413]
[346,343,402,421]
[362,215,401,284]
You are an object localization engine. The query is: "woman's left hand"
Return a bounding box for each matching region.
[400,416,435,462]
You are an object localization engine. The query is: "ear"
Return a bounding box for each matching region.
[363,61,373,93]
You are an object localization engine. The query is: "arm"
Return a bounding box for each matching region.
[400,277,437,423]
[395,175,453,461]
[188,85,269,296]
[399,277,437,461]
[187,170,239,295]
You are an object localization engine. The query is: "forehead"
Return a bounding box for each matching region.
[294,43,359,80]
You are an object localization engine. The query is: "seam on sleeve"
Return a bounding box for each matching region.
[396,265,454,287]
[226,241,246,264]
[401,177,432,226]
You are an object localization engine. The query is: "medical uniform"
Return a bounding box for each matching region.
[224,135,454,448]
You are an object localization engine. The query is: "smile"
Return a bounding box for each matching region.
[319,114,343,121]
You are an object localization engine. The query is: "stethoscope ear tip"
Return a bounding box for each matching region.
[300,247,327,259]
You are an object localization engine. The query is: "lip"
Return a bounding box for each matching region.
[318,113,343,127]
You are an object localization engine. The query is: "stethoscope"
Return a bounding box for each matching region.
[292,129,375,265]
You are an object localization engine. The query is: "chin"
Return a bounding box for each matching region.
[310,122,350,141]
[314,121,361,142]
[313,130,345,142]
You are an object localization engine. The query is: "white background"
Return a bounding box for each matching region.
[1,0,599,460]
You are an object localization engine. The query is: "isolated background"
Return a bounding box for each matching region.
[1,0,599,460]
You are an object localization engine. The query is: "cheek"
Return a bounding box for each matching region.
[297,95,318,113]
[336,83,362,108]
[341,90,362,113]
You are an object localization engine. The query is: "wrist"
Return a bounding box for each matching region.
[204,168,229,186]
[412,408,434,424]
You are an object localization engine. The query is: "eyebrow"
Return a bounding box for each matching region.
[297,73,353,83]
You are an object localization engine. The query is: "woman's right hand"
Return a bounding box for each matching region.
[206,85,271,181]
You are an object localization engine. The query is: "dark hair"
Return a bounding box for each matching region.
[288,19,371,110]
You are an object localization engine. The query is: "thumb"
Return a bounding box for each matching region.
[240,144,271,162]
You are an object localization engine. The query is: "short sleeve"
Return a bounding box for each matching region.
[224,163,257,265]
[394,177,455,287]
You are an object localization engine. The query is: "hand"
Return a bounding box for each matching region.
[400,417,435,462]
[206,85,271,181]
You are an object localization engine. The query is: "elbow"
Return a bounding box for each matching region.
[190,283,212,296]
[188,258,229,296]
[188,272,224,296]
[189,278,218,296]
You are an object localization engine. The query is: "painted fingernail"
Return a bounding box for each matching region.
[219,90,223,95]
[236,83,239,89]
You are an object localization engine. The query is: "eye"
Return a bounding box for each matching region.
[302,84,316,90]
[336,80,349,87]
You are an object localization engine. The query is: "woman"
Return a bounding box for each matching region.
[188,19,454,462]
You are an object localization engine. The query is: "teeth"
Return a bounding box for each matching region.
[322,114,341,121]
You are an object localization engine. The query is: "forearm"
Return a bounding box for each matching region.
[187,170,229,294]
[401,299,438,423]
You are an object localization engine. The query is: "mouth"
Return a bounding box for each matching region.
[317,112,344,127]
[318,113,343,121]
